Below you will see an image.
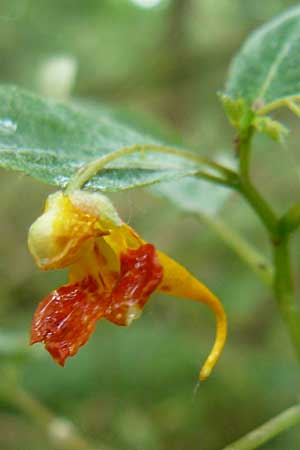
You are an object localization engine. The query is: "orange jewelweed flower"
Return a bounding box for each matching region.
[28,190,227,380]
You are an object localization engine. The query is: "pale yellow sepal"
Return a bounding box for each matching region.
[70,190,122,228]
[28,190,122,271]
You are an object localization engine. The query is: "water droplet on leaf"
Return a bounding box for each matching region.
[0,118,17,135]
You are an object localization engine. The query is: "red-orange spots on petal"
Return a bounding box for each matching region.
[31,244,163,365]
[104,244,163,326]
[30,278,109,366]
[160,284,172,293]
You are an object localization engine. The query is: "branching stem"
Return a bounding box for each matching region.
[237,127,300,358]
[221,123,300,450]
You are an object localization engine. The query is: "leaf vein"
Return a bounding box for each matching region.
[256,26,299,101]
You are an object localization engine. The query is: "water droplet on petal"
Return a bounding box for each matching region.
[0,118,17,135]
[126,304,142,325]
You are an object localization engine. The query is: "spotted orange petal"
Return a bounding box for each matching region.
[30,277,109,365]
[104,243,163,325]
[31,244,163,364]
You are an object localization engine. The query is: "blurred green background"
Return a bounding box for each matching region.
[1,1,300,449]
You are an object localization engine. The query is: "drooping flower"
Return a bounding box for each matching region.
[28,190,227,380]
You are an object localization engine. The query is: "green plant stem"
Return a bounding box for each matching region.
[237,127,300,358]
[238,129,278,234]
[280,202,300,233]
[239,179,278,234]
[221,403,300,450]
[257,95,300,116]
[198,214,273,286]
[8,386,108,450]
[65,143,237,193]
[194,171,239,189]
[273,235,300,357]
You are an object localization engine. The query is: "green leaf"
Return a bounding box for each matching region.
[152,177,230,217]
[225,7,300,110]
[0,85,210,192]
[152,154,235,216]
